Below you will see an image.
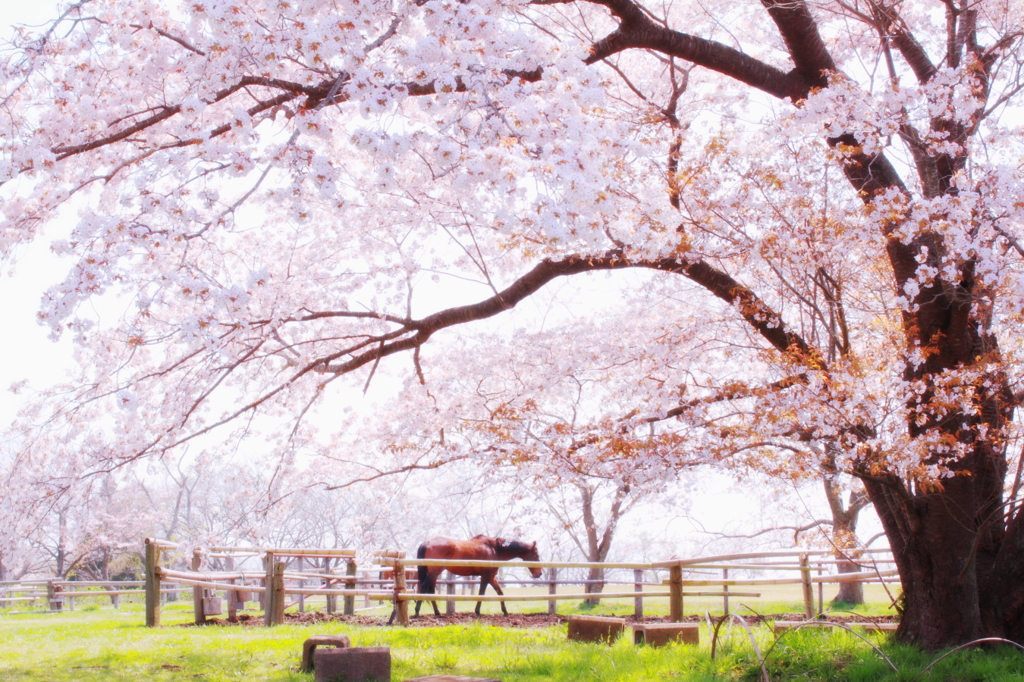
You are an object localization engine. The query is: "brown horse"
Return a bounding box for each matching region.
[415,535,542,617]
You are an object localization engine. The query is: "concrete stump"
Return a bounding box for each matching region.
[404,677,501,682]
[314,646,390,682]
[566,615,625,644]
[632,623,699,647]
[302,635,352,673]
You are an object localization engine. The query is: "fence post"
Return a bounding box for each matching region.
[227,576,238,622]
[669,564,684,622]
[446,579,456,615]
[723,567,729,616]
[46,580,62,612]
[633,569,643,618]
[800,553,814,618]
[547,567,558,616]
[297,556,305,613]
[817,562,824,615]
[192,548,206,625]
[145,538,161,627]
[325,565,336,614]
[394,559,409,626]
[344,560,356,616]
[264,551,276,627]
[225,555,238,621]
[272,561,286,625]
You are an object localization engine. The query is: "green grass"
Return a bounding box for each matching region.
[0,581,897,619]
[2,603,1024,681]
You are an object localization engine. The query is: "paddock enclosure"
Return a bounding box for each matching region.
[134,539,899,626]
[1,539,899,626]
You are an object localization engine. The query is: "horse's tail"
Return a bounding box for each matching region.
[416,543,433,594]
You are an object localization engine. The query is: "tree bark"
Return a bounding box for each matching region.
[821,474,869,605]
[573,482,632,606]
[866,475,979,645]
[583,566,605,607]
[833,555,864,606]
[580,485,604,606]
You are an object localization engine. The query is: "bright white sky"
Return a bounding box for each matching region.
[0,1,70,424]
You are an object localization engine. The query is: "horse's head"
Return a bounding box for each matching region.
[523,541,543,579]
[496,538,543,578]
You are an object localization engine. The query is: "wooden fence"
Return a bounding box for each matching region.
[0,577,189,612]
[139,539,898,627]
[143,538,406,626]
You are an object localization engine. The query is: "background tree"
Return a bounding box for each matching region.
[446,331,700,604]
[704,471,876,605]
[332,318,703,599]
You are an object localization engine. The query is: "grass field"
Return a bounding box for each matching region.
[0,578,899,619]
[3,591,1024,682]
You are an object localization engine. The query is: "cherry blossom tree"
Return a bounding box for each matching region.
[0,516,42,581]
[3,0,1024,647]
[18,474,155,579]
[375,322,702,602]
[708,471,876,604]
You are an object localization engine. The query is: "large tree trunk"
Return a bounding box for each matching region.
[863,403,1018,648]
[867,476,982,645]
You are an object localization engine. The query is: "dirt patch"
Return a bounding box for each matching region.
[180,611,897,628]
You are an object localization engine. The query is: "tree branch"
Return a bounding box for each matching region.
[581,0,807,100]
[320,252,824,376]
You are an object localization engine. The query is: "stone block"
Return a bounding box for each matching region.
[404,677,501,682]
[314,646,390,682]
[566,615,625,644]
[632,623,699,647]
[301,635,352,673]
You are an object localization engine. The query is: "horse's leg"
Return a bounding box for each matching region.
[475,572,490,616]
[489,574,508,616]
[431,570,442,617]
[416,567,438,618]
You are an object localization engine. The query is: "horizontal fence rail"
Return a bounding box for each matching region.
[0,576,190,613]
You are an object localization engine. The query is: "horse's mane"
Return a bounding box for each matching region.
[501,539,532,554]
